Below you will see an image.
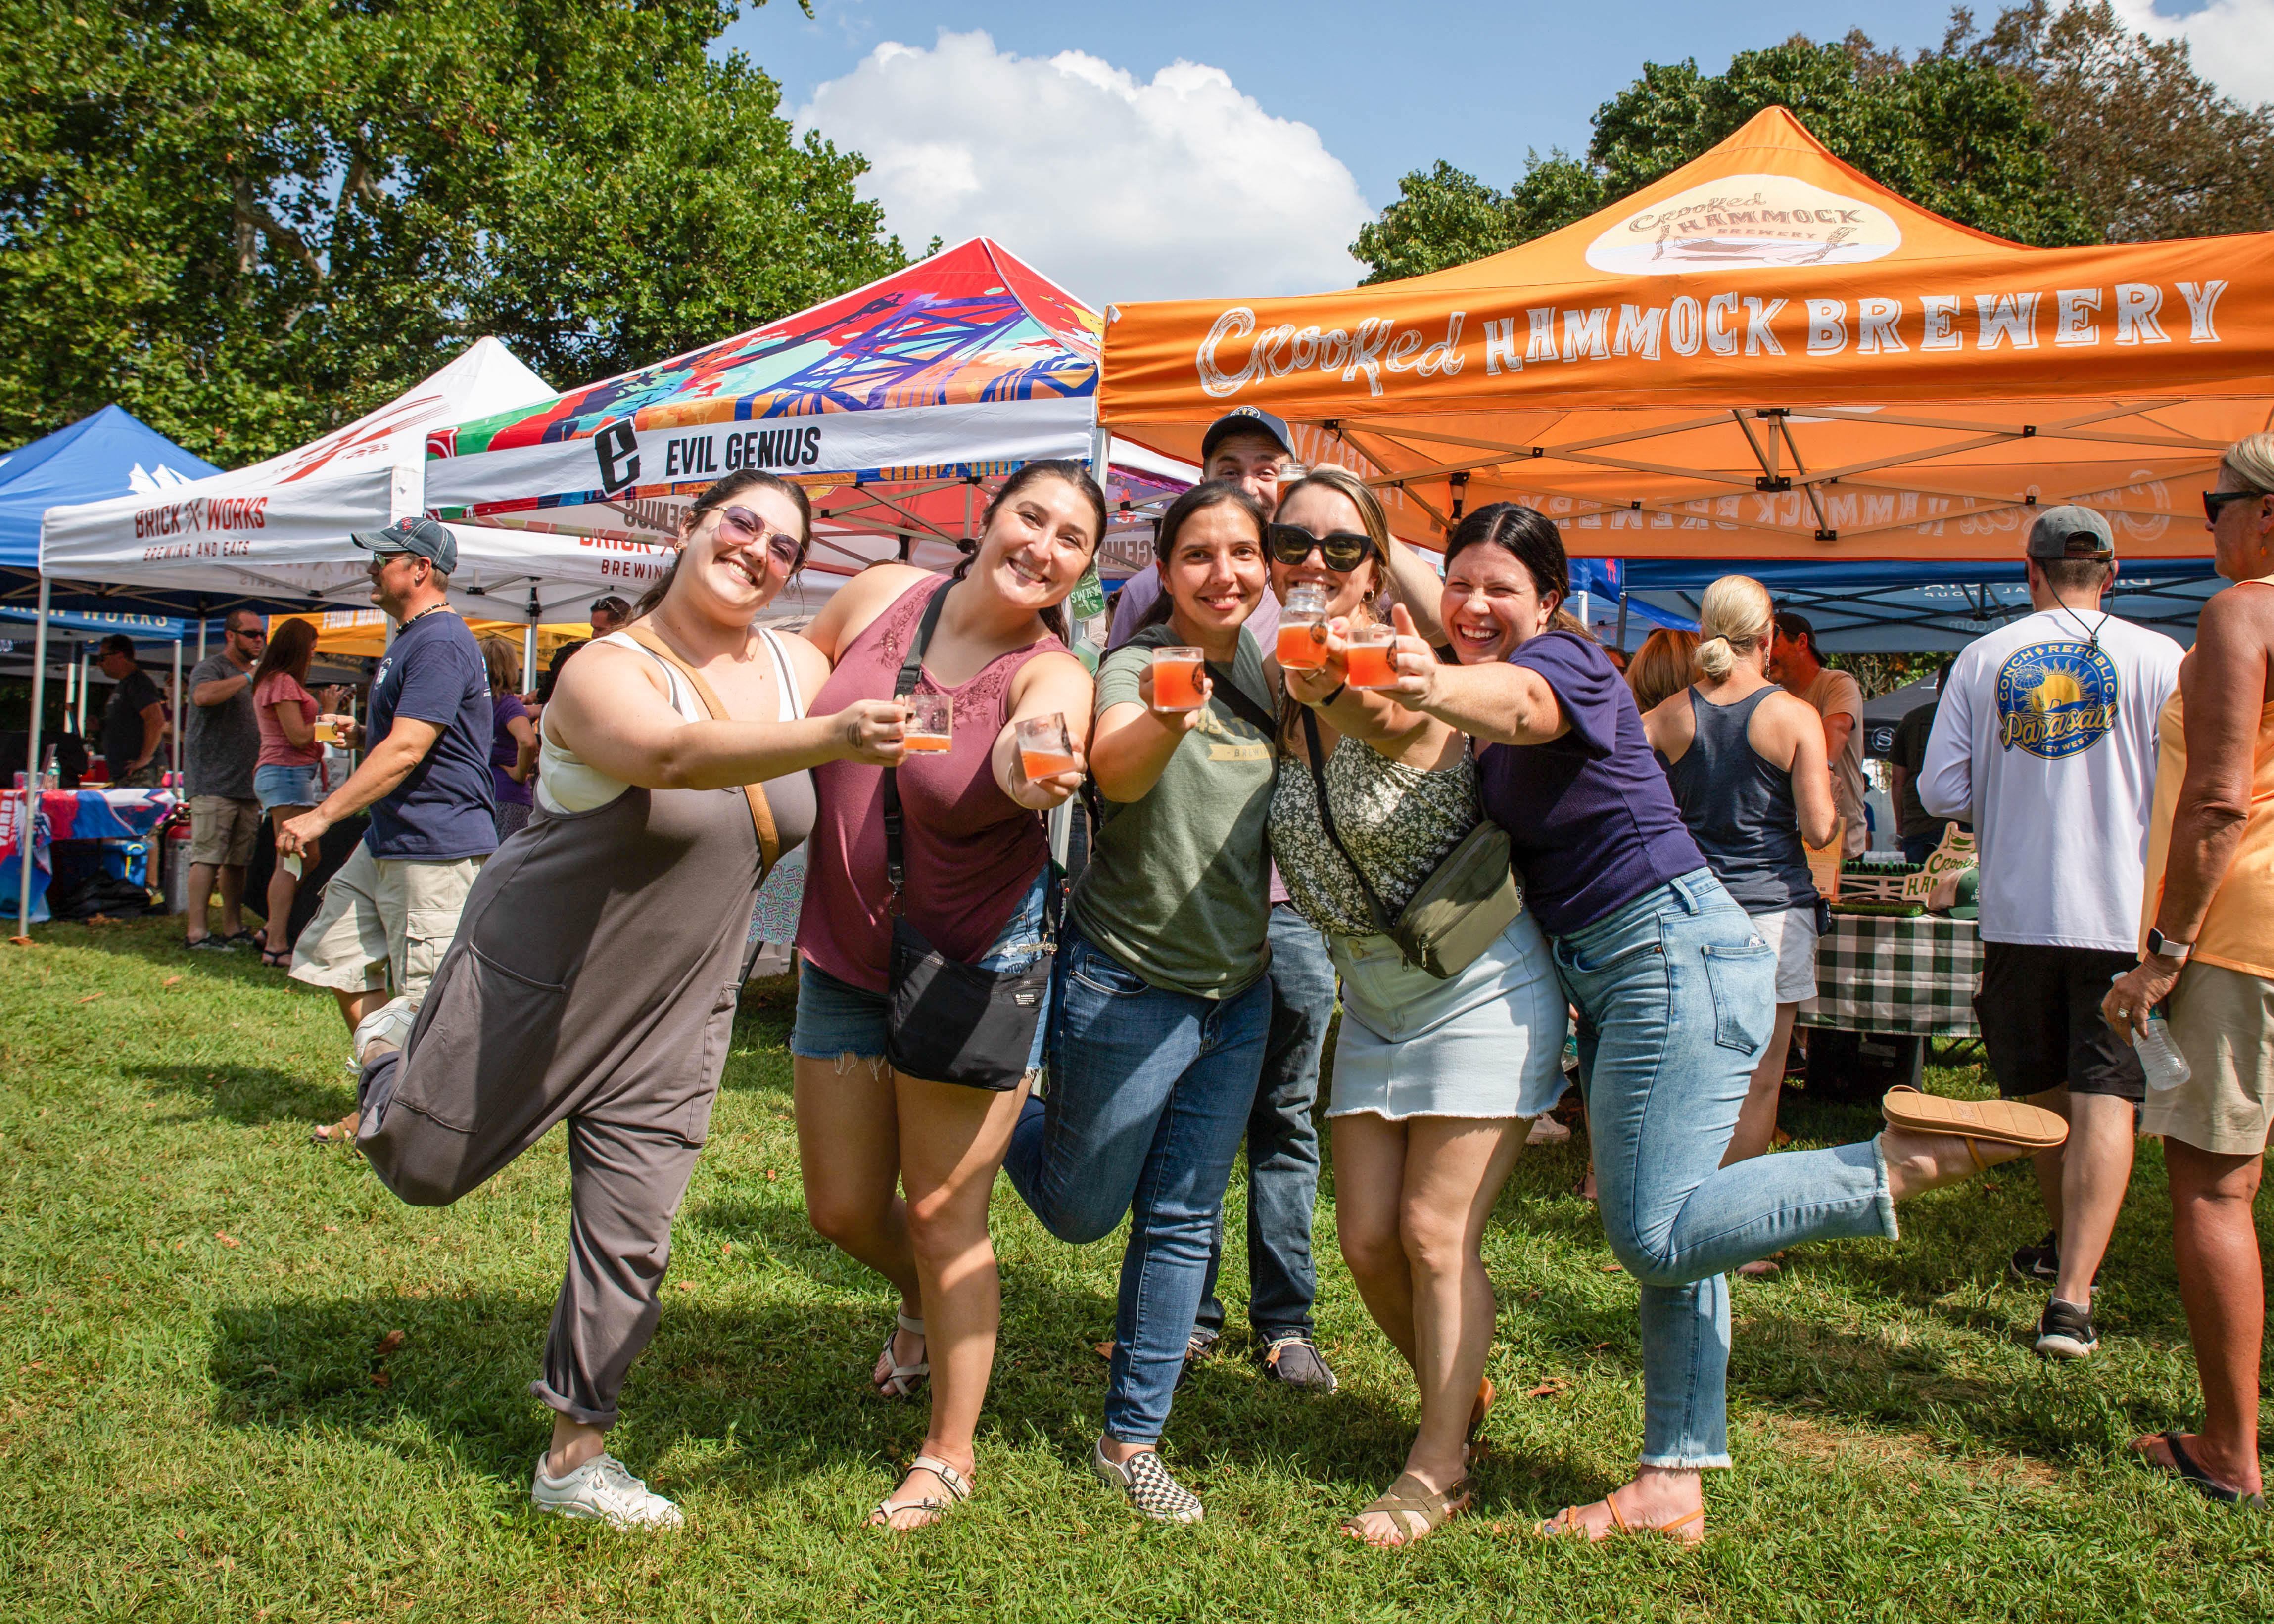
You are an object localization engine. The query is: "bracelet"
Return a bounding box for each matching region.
[1311,681,1347,709]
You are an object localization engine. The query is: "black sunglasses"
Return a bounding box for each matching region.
[1268,523,1377,573]
[2205,489,2267,523]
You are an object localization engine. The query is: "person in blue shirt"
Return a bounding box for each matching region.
[281,516,495,1141]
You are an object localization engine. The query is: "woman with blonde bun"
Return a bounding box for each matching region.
[1625,628,1700,715]
[1642,576,1837,1171]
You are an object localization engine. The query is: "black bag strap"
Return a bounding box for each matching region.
[881,580,1062,936]
[1299,706,1394,937]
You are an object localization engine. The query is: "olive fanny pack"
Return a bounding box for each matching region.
[881,583,1060,1091]
[1298,706,1520,980]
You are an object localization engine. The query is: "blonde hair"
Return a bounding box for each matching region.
[1273,464,1393,608]
[2225,433,2274,495]
[1695,575,1774,680]
[1625,628,1700,713]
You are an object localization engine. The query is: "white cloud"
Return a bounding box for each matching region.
[2111,0,2274,106]
[796,30,1372,304]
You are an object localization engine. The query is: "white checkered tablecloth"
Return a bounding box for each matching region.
[1797,913,1983,1037]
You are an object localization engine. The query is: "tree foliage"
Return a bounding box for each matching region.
[1352,3,2272,283]
[0,0,912,464]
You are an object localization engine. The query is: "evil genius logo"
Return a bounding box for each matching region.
[1994,640,2120,759]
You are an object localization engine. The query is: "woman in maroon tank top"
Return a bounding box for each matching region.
[792,461,1102,1529]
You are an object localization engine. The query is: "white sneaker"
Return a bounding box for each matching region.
[352,995,420,1066]
[531,1452,684,1530]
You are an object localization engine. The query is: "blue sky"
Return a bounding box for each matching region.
[717,0,2270,305]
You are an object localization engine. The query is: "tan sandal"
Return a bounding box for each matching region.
[869,1453,970,1531]
[309,1111,359,1146]
[1341,1472,1470,1547]
[1880,1085,2066,1170]
[1540,1490,1705,1544]
[1467,1376,1496,1442]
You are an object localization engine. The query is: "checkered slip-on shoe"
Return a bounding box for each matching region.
[1091,1438,1202,1523]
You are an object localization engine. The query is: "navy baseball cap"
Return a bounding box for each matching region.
[1201,407,1294,464]
[351,515,458,574]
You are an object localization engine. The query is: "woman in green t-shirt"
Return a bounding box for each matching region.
[1003,479,1279,1525]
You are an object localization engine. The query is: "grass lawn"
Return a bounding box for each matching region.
[2,914,2268,1621]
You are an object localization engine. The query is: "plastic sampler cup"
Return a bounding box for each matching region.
[1347,625,1398,690]
[904,694,953,753]
[1277,620,1330,671]
[1151,648,1206,711]
[1016,712,1080,780]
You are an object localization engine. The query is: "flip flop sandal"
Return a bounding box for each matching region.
[870,1453,970,1530]
[309,1111,360,1146]
[1341,1473,1470,1547]
[260,948,291,968]
[1540,1491,1706,1545]
[222,930,259,947]
[1880,1085,2066,1170]
[873,1311,928,1398]
[1468,1376,1496,1443]
[2145,1430,2267,1507]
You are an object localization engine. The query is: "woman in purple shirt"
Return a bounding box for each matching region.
[1381,504,2068,1543]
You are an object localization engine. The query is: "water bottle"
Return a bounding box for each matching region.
[2133,1009,2191,1092]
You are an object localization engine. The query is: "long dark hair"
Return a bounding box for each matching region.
[949,459,1107,644]
[1443,502,1569,613]
[1136,478,1274,633]
[251,618,317,691]
[632,469,816,621]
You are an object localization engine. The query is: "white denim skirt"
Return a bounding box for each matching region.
[1326,908,1568,1121]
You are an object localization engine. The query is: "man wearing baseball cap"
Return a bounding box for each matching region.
[282,517,497,1134]
[1920,504,2182,1359]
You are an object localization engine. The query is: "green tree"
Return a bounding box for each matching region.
[1352,29,2093,283]
[0,0,910,465]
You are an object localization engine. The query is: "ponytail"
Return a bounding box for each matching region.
[1695,636,1738,681]
[1694,574,1773,682]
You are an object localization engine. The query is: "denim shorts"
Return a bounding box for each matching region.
[790,867,1054,1071]
[254,762,321,813]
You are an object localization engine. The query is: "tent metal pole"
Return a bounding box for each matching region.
[61,646,76,724]
[170,640,183,782]
[14,576,51,933]
[523,589,539,694]
[1616,594,1629,652]
[76,650,90,735]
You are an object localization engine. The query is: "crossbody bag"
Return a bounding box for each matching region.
[882,584,1060,1091]
[1298,706,1519,979]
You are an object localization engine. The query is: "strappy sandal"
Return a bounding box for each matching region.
[873,1311,927,1398]
[259,947,291,968]
[1468,1376,1496,1442]
[869,1453,971,1530]
[1880,1085,2066,1170]
[2140,1430,2268,1508]
[1341,1472,1470,1547]
[1540,1490,1706,1545]
[309,1111,359,1146]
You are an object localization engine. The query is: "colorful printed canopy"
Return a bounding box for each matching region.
[425,239,1186,605]
[1100,107,2274,562]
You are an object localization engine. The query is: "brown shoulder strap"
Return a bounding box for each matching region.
[617,622,781,876]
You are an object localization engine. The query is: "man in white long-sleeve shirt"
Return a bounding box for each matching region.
[1921,505,2181,1361]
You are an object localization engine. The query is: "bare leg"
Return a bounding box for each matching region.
[2053,1093,2135,1308]
[873,1070,1031,1530]
[792,1053,921,1386]
[1546,1464,1705,1541]
[332,987,383,1035]
[263,808,309,954]
[2132,1139,2265,1497]
[216,863,247,938]
[186,861,218,943]
[1333,1114,1417,1364]
[546,1414,606,1479]
[2025,1083,2070,1240]
[1722,1003,1799,1166]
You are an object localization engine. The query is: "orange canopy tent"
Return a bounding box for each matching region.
[1101,107,2273,561]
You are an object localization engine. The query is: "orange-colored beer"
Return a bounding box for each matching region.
[1277,621,1328,670]
[1153,655,1205,710]
[902,732,953,753]
[1347,640,1397,690]
[1021,749,1081,779]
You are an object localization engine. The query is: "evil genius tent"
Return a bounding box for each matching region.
[1100,107,2273,565]
[424,238,1190,618]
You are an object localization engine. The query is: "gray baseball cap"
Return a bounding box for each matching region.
[350,515,458,574]
[2026,505,2114,560]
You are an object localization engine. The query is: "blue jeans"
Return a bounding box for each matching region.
[1556,868,1897,1468]
[1003,924,1271,1443]
[1197,904,1334,1341]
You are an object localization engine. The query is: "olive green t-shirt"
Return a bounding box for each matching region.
[1070,630,1278,999]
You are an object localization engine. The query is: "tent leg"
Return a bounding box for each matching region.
[1090,420,1111,488]
[523,595,539,695]
[170,640,183,783]
[1615,594,1629,653]
[14,576,51,934]
[75,650,89,735]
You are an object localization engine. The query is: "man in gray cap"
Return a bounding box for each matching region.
[280,517,496,1133]
[1920,505,2182,1360]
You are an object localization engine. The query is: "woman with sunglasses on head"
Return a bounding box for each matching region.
[791,461,1100,1531]
[1002,479,1280,1524]
[1267,469,1564,1546]
[1376,502,2066,1545]
[339,470,909,1531]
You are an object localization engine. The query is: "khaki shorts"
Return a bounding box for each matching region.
[187,795,262,867]
[288,842,483,1002]
[2145,960,2274,1156]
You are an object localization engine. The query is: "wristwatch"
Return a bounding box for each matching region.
[2146,927,2193,963]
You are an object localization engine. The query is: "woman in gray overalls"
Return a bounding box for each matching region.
[348,470,911,1529]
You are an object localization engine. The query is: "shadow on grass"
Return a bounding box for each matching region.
[129,1062,354,1128]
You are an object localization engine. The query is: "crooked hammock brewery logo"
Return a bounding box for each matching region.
[1994,641,2120,759]
[1585,173,1904,276]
